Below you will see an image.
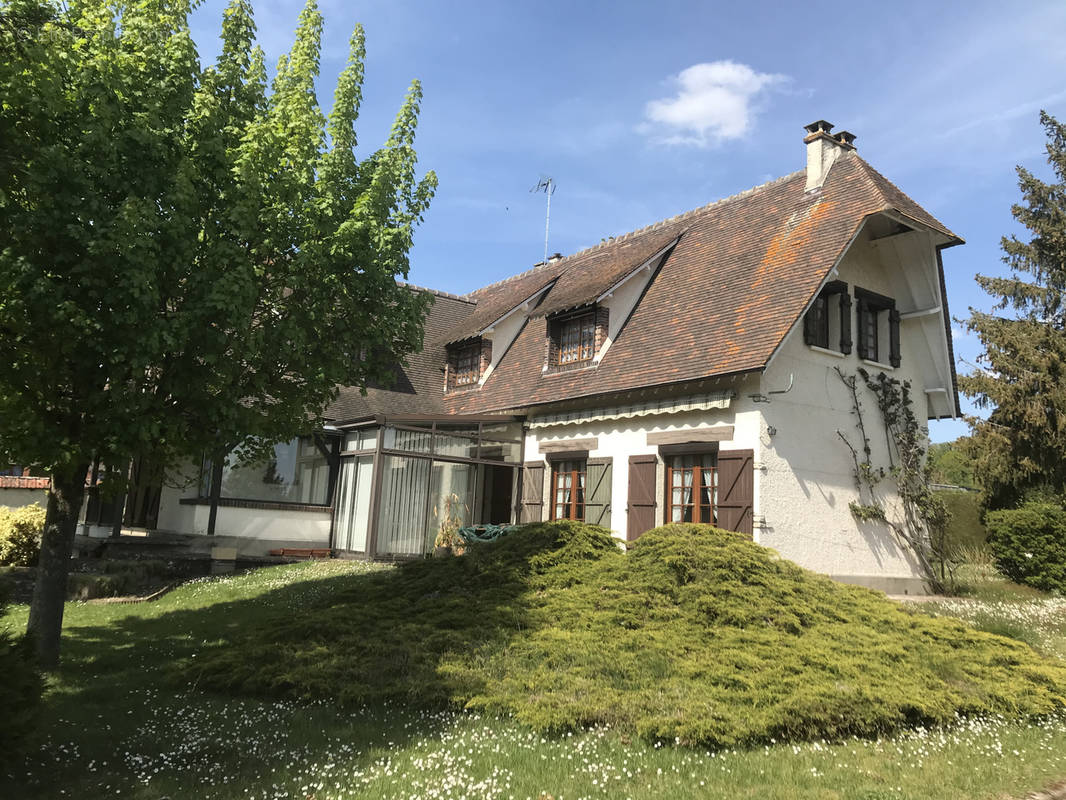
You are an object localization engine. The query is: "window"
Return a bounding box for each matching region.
[666,452,717,524]
[558,313,596,364]
[803,280,851,353]
[205,437,333,505]
[446,339,491,390]
[855,288,900,367]
[454,343,481,385]
[551,459,586,520]
[546,307,608,370]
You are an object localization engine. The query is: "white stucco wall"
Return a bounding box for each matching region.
[525,372,764,538]
[0,488,48,509]
[755,227,949,586]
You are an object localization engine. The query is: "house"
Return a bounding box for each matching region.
[147,120,960,593]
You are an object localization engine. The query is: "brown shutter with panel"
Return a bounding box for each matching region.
[716,449,753,536]
[520,461,545,523]
[889,308,901,367]
[839,291,853,354]
[627,454,658,540]
[584,458,613,528]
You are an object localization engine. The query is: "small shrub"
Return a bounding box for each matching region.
[986,503,1066,593]
[0,583,44,765]
[0,503,46,566]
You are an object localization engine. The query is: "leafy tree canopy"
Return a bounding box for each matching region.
[927,439,975,488]
[960,112,1066,510]
[0,0,436,666]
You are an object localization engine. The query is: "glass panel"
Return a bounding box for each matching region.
[477,439,522,463]
[377,455,431,555]
[436,422,480,437]
[344,427,378,452]
[425,461,477,551]
[220,437,329,504]
[480,421,523,441]
[383,426,433,453]
[434,433,479,459]
[335,456,373,551]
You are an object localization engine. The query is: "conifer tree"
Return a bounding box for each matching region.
[961,112,1066,508]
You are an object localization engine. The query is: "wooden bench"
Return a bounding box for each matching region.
[267,548,333,559]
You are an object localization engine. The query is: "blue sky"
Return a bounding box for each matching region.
[190,0,1066,443]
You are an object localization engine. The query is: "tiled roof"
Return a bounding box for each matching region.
[438,152,960,415]
[323,290,475,422]
[0,476,50,489]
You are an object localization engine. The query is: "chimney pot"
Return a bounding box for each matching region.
[804,119,855,192]
[835,130,857,148]
[803,119,834,136]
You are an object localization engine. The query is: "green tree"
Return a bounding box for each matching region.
[926,439,975,488]
[960,112,1066,510]
[0,0,436,667]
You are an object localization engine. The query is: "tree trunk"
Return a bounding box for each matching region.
[27,463,89,670]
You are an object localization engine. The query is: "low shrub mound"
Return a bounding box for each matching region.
[189,522,1066,747]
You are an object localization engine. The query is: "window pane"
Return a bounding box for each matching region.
[220,437,330,505]
[335,455,373,551]
[383,426,433,453]
[454,344,481,385]
[481,421,523,441]
[435,433,478,459]
[425,461,477,552]
[345,428,378,451]
[377,455,430,555]
[477,439,522,463]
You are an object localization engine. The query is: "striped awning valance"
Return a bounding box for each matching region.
[528,391,733,429]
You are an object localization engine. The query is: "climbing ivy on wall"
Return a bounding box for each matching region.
[835,367,952,592]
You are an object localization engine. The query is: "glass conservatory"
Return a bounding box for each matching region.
[332,416,525,558]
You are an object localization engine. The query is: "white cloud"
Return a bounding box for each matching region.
[643,61,786,147]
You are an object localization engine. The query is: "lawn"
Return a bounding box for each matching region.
[3,550,1066,799]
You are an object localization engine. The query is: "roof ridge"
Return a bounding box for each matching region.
[469,168,805,296]
[397,280,477,304]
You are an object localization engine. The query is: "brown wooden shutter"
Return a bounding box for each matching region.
[856,297,872,360]
[803,305,817,345]
[716,449,753,537]
[584,458,613,528]
[520,461,544,523]
[839,291,853,354]
[889,308,901,367]
[627,454,658,540]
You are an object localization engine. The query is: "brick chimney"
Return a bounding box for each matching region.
[804,120,856,192]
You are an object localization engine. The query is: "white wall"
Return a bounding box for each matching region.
[525,373,764,537]
[756,227,945,584]
[0,488,48,509]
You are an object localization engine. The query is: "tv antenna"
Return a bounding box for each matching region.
[530,176,556,264]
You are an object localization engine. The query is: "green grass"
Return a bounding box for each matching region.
[2,530,1066,799]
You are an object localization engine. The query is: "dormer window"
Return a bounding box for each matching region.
[546,307,609,371]
[446,338,491,390]
[559,312,596,364]
[855,288,900,367]
[804,280,852,354]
